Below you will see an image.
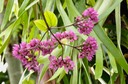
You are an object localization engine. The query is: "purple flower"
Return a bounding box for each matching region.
[49,56,60,71]
[75,8,98,35]
[25,56,39,71]
[12,42,39,71]
[82,7,98,23]
[51,32,62,43]
[63,56,75,73]
[77,19,94,35]
[51,30,77,43]
[48,56,75,73]
[12,42,28,59]
[78,36,98,61]
[40,40,55,56]
[63,30,77,42]
[27,39,40,50]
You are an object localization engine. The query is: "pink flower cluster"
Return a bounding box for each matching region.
[82,8,98,23]
[12,39,55,71]
[51,30,77,43]
[12,42,39,71]
[75,7,98,35]
[78,36,98,61]
[12,30,77,71]
[49,56,74,73]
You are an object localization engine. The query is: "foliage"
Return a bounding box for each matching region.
[0,0,128,84]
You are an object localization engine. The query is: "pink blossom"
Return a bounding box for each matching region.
[27,39,40,50]
[78,36,98,61]
[75,8,98,35]
[51,30,77,43]
[49,56,75,73]
[40,40,55,56]
[12,42,39,71]
[77,19,94,35]
[63,56,75,73]
[49,56,61,71]
[82,7,98,23]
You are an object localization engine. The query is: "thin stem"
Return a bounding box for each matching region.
[39,0,64,56]
[51,23,75,29]
[62,43,81,51]
[40,30,48,41]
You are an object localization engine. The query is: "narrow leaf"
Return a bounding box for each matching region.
[107,51,118,73]
[95,43,103,79]
[0,0,4,13]
[94,24,128,74]
[19,0,30,15]
[46,67,64,82]
[1,0,14,30]
[115,4,121,51]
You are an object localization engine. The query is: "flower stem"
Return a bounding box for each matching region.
[51,23,75,29]
[39,0,64,56]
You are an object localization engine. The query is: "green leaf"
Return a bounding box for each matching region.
[88,0,96,6]
[0,16,21,54]
[74,0,86,14]
[45,0,55,11]
[34,20,47,32]
[25,0,39,11]
[22,79,35,84]
[19,69,27,84]
[0,0,4,13]
[46,67,64,82]
[19,0,30,15]
[44,10,58,27]
[107,51,118,73]
[72,46,78,84]
[39,62,49,82]
[1,0,14,30]
[82,60,92,84]
[63,75,69,84]
[117,64,126,84]
[98,0,122,21]
[57,71,65,83]
[78,68,82,84]
[0,38,2,47]
[22,70,34,82]
[115,4,121,51]
[95,43,103,79]
[65,0,80,21]
[94,24,128,74]
[13,0,19,19]
[90,31,103,79]
[37,56,49,64]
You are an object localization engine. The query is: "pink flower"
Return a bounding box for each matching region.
[27,39,40,50]
[40,40,55,56]
[77,19,94,35]
[12,42,39,71]
[75,8,98,35]
[49,56,61,71]
[51,30,77,43]
[63,56,75,73]
[51,32,62,43]
[78,36,98,61]
[82,7,98,23]
[48,56,75,73]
